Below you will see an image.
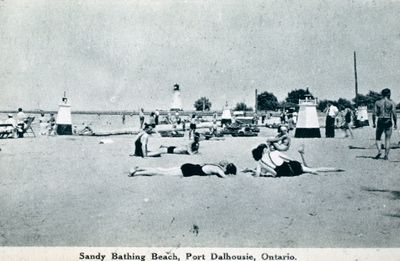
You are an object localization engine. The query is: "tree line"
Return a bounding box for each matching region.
[193,88,400,112]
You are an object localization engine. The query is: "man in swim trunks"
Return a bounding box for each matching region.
[266,126,291,151]
[372,88,397,160]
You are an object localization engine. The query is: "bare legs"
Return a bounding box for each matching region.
[298,144,344,174]
[297,144,309,167]
[129,167,182,177]
[375,129,393,160]
[343,125,354,138]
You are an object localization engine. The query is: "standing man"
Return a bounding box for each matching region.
[325,101,339,138]
[155,109,160,125]
[122,114,126,125]
[139,108,145,129]
[372,88,397,160]
[16,108,27,124]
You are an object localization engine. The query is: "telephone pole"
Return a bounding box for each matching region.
[354,51,358,107]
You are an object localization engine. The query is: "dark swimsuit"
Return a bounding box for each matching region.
[134,133,145,157]
[180,164,207,177]
[167,146,176,154]
[264,154,303,177]
[190,142,199,153]
[274,161,303,177]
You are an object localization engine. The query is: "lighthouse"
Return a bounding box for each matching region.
[294,96,321,138]
[56,93,73,135]
[221,101,232,126]
[170,84,182,111]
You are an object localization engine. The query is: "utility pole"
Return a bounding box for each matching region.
[255,89,258,113]
[354,51,358,107]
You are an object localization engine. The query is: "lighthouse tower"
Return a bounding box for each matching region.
[170,84,182,111]
[294,96,321,138]
[221,101,232,126]
[56,93,73,135]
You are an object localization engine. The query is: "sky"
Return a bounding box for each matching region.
[1,0,400,111]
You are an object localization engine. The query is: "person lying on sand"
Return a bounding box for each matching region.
[128,160,237,178]
[265,125,291,151]
[243,143,344,177]
[152,133,201,156]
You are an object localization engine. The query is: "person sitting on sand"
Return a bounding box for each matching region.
[128,160,237,178]
[77,124,93,135]
[129,124,155,157]
[244,143,344,177]
[266,126,291,151]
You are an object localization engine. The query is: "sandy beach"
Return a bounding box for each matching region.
[0,126,399,247]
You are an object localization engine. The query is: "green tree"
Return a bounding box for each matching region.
[234,102,253,111]
[194,97,212,111]
[257,91,279,111]
[318,99,333,112]
[279,101,299,110]
[353,90,381,109]
[285,88,313,104]
[337,98,353,109]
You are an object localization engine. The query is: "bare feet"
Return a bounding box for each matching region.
[373,153,381,159]
[128,166,139,177]
[298,144,305,154]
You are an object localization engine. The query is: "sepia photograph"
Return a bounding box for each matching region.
[0,0,399,257]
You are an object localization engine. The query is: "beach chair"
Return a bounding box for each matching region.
[0,123,17,138]
[17,117,36,138]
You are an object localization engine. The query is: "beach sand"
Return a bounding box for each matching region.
[0,127,399,247]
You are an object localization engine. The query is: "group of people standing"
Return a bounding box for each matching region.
[325,88,398,160]
[324,102,354,138]
[138,108,160,129]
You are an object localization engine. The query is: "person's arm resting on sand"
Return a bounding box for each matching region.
[259,161,277,177]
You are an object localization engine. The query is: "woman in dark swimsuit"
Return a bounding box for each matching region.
[130,125,159,157]
[158,133,200,155]
[128,161,237,178]
[244,143,344,177]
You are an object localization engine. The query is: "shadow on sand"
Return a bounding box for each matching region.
[384,208,400,218]
[361,187,400,200]
[356,156,400,162]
